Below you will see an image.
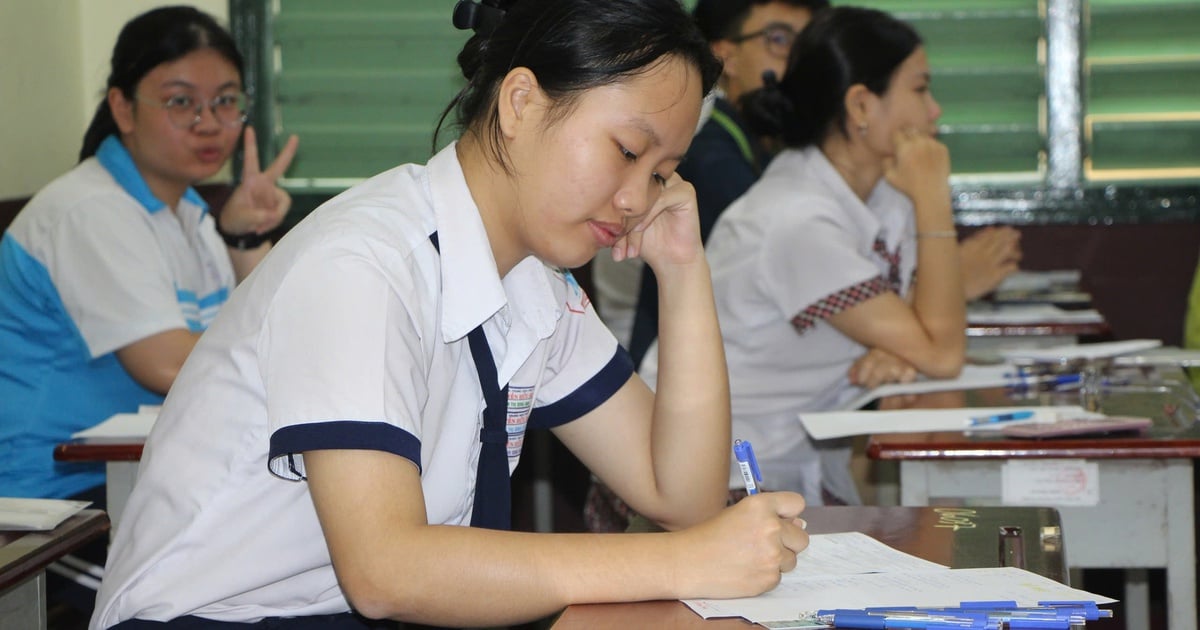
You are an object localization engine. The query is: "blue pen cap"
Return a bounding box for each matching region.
[733,439,762,482]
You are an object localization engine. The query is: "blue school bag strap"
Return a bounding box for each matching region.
[429,231,512,530]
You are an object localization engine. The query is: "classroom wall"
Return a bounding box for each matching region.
[0,0,227,200]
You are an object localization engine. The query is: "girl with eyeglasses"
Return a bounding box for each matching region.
[0,5,297,503]
[92,1,807,628]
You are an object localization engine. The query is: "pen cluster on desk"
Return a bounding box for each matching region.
[1004,369,1129,394]
[814,600,1112,629]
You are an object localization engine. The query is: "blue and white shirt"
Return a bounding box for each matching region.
[0,135,234,499]
[92,142,632,626]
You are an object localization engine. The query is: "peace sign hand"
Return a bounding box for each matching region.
[219,126,300,236]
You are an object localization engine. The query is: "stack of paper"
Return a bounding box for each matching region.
[1000,339,1162,363]
[799,406,1093,440]
[967,304,1104,325]
[0,498,90,531]
[682,532,1115,625]
[838,364,1015,411]
[1113,346,1200,367]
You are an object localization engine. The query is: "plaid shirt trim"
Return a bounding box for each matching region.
[872,237,903,293]
[791,275,890,334]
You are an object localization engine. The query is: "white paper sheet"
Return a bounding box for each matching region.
[71,409,159,439]
[789,532,948,576]
[967,304,1104,325]
[838,364,1015,411]
[799,406,1094,441]
[0,498,91,531]
[1000,339,1162,362]
[1113,346,1200,367]
[683,566,1116,624]
[994,270,1082,293]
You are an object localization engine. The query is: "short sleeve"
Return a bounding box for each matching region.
[50,200,188,357]
[760,201,885,324]
[260,249,425,479]
[527,273,633,429]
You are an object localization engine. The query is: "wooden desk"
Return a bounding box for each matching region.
[867,370,1199,630]
[54,439,143,535]
[552,505,1067,629]
[0,510,110,629]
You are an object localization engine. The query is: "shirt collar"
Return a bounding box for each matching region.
[426,143,559,344]
[95,135,208,217]
[793,146,911,251]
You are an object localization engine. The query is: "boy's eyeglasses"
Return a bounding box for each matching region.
[136,92,248,129]
[730,23,797,60]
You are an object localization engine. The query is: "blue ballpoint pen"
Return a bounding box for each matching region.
[814,612,981,629]
[1006,373,1082,389]
[968,410,1035,426]
[733,439,762,495]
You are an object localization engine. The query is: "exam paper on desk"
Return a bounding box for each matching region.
[966,304,1104,325]
[0,498,91,530]
[837,364,1014,411]
[799,406,1095,441]
[1000,338,1161,362]
[683,566,1116,625]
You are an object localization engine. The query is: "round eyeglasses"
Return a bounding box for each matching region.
[730,23,798,60]
[136,92,248,129]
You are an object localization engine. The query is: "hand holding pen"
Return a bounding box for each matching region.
[670,440,809,599]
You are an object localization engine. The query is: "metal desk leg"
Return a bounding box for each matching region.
[106,461,139,538]
[1165,459,1196,630]
[898,461,932,506]
[0,572,47,630]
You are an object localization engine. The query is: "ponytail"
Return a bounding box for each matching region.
[79,100,120,162]
[748,7,921,150]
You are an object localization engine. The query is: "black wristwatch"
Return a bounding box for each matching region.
[216,223,272,250]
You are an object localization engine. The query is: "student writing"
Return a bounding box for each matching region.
[91,1,808,628]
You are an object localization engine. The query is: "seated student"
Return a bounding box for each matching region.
[586,0,825,534]
[90,1,808,628]
[626,0,827,367]
[627,0,1021,369]
[0,6,296,501]
[644,6,966,505]
[594,0,825,353]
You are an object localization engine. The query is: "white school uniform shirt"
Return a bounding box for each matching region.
[642,146,915,504]
[91,143,632,627]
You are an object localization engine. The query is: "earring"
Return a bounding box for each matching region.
[858,123,868,137]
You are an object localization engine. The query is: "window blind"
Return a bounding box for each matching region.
[1084,0,1200,183]
[233,0,469,193]
[838,0,1046,181]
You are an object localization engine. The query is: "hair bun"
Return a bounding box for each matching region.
[452,0,506,36]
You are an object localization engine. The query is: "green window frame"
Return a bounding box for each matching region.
[234,0,1200,222]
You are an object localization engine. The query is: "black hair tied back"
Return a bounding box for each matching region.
[740,69,795,141]
[452,0,507,37]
